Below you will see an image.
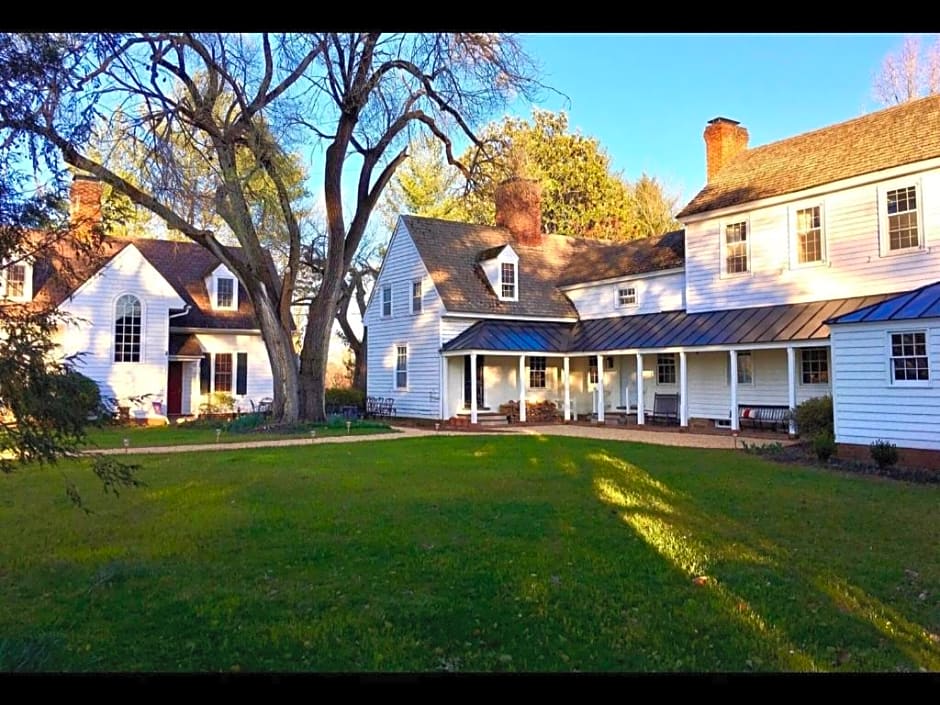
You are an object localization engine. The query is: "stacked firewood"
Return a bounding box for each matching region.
[498,399,558,422]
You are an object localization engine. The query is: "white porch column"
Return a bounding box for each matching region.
[729,350,739,432]
[518,354,527,423]
[787,346,797,436]
[470,352,478,424]
[596,354,605,423]
[563,356,571,422]
[636,353,645,425]
[440,355,448,421]
[679,350,689,428]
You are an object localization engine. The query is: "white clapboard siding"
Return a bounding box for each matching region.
[363,220,444,419]
[686,349,830,420]
[54,244,185,407]
[831,321,940,450]
[563,271,686,320]
[685,168,940,313]
[191,332,274,413]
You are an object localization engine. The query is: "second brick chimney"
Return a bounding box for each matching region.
[70,174,103,240]
[704,117,749,182]
[495,177,542,246]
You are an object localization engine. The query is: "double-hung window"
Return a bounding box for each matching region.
[723,221,749,275]
[890,331,929,382]
[411,280,422,314]
[801,348,829,384]
[617,286,637,307]
[395,345,408,388]
[884,185,921,253]
[794,205,824,265]
[382,285,392,317]
[657,354,676,385]
[501,262,517,300]
[529,356,546,389]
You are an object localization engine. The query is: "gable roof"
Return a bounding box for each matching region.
[401,215,684,318]
[828,281,940,324]
[678,95,940,218]
[32,235,276,330]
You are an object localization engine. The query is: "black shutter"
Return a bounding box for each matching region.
[236,352,248,395]
[200,353,212,394]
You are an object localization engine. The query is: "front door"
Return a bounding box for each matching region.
[463,355,484,409]
[167,361,183,415]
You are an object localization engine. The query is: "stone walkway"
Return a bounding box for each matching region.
[87,423,791,455]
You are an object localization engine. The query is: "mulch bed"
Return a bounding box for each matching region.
[743,441,939,485]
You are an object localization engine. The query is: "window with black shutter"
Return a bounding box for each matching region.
[236,352,248,395]
[200,353,212,394]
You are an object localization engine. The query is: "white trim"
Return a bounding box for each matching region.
[0,261,32,301]
[394,342,408,390]
[788,200,828,269]
[111,292,145,365]
[615,284,638,308]
[381,284,393,318]
[679,157,940,223]
[498,260,519,302]
[212,274,238,311]
[443,312,578,323]
[411,278,423,314]
[886,329,931,388]
[877,177,927,258]
[557,266,685,291]
[719,216,752,278]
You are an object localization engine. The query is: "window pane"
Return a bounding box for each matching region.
[217,278,234,307]
[501,263,516,299]
[737,352,753,384]
[529,356,546,389]
[657,354,676,385]
[214,353,233,392]
[886,187,919,250]
[5,264,26,297]
[396,345,407,388]
[890,332,929,382]
[382,286,392,316]
[114,294,142,362]
[412,281,422,313]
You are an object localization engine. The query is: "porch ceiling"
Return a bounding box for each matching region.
[441,293,895,354]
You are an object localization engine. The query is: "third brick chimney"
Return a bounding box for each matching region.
[703,117,749,182]
[494,177,542,247]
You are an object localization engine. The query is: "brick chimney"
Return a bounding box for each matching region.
[495,177,542,246]
[704,117,749,182]
[69,174,103,240]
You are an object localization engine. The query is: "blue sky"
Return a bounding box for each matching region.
[504,33,922,205]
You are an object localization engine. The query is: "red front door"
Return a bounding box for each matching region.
[167,362,183,415]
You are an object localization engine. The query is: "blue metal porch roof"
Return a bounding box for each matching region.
[828,281,940,324]
[441,294,893,354]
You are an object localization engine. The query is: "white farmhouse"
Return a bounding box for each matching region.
[364,95,940,467]
[0,176,276,422]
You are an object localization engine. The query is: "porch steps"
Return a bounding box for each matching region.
[449,411,510,428]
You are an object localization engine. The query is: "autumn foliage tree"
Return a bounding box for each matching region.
[872,34,940,106]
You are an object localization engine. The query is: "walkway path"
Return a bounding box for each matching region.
[87,423,791,455]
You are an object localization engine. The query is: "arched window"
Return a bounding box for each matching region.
[114,294,142,362]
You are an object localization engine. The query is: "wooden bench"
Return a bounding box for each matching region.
[738,404,790,431]
[646,393,679,425]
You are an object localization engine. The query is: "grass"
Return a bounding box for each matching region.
[0,435,937,673]
[84,417,394,449]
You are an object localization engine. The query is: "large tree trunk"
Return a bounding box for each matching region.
[249,284,300,424]
[298,291,338,422]
[350,339,366,392]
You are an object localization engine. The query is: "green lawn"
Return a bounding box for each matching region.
[84,418,395,449]
[1,435,937,672]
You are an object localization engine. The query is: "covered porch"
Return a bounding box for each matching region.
[439,293,894,433]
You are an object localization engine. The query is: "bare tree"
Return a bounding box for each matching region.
[872,35,940,106]
[0,33,540,422]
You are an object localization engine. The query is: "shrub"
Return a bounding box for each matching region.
[812,432,836,463]
[794,395,833,438]
[326,387,365,409]
[226,413,266,434]
[200,392,235,415]
[869,439,899,469]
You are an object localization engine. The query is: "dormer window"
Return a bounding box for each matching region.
[3,263,28,300]
[214,276,237,310]
[500,262,517,301]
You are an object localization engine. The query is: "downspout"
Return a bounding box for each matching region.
[169,304,192,321]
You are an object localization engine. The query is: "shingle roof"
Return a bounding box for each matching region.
[32,235,274,330]
[678,95,940,218]
[442,294,894,353]
[402,216,684,318]
[828,281,940,324]
[168,333,206,357]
